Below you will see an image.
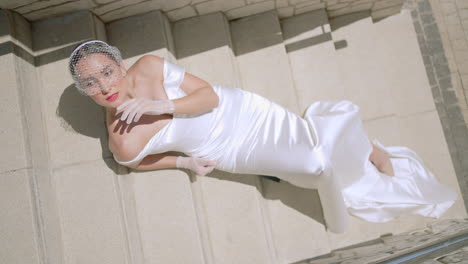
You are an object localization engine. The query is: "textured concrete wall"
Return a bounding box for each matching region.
[1,0,406,23]
[296,218,468,263]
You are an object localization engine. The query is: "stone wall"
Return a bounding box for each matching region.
[405,0,468,214]
[1,0,406,23]
[297,218,468,263]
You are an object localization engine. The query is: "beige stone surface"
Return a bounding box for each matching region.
[225,0,276,20]
[194,0,245,15]
[398,110,466,220]
[173,12,275,263]
[230,10,300,114]
[54,159,128,264]
[173,12,241,88]
[0,53,29,173]
[199,171,275,263]
[0,169,40,264]
[231,10,331,263]
[167,5,197,21]
[332,10,435,120]
[431,0,468,125]
[331,13,395,120]
[262,180,331,263]
[33,11,110,169]
[282,9,346,115]
[22,0,97,21]
[130,169,207,263]
[4,0,408,25]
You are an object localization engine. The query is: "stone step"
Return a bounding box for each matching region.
[281,8,347,114]
[106,10,206,264]
[0,9,41,264]
[31,11,129,264]
[230,9,300,115]
[281,8,354,240]
[230,9,331,263]
[172,12,276,264]
[324,9,467,253]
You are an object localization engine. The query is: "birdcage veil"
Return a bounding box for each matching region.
[68,40,123,95]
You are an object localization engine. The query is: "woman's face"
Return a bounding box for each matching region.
[75,53,129,108]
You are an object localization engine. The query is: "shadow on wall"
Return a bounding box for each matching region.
[56,84,122,174]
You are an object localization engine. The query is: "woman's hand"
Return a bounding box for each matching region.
[176,156,217,176]
[116,98,175,124]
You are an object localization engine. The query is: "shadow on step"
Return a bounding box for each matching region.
[205,171,326,228]
[56,84,119,173]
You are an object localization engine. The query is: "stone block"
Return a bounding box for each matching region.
[417,0,432,14]
[435,63,451,79]
[348,2,373,13]
[95,0,115,4]
[295,2,327,15]
[93,0,144,16]
[54,160,127,263]
[15,0,71,14]
[225,1,275,20]
[371,4,403,21]
[433,52,449,65]
[0,0,35,9]
[231,10,300,114]
[327,3,350,11]
[276,0,289,8]
[261,179,331,263]
[194,0,245,16]
[98,0,176,22]
[99,0,191,22]
[295,0,321,10]
[0,169,40,264]
[398,111,467,220]
[173,12,240,87]
[173,12,275,263]
[22,0,97,21]
[281,9,344,114]
[424,23,441,40]
[32,11,110,168]
[421,13,436,25]
[166,5,197,21]
[331,13,394,120]
[277,6,294,18]
[456,0,468,9]
[0,53,29,173]
[129,169,208,263]
[373,0,404,11]
[439,76,453,91]
[106,10,176,62]
[194,171,275,263]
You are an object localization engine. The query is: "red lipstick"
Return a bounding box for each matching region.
[106,92,119,102]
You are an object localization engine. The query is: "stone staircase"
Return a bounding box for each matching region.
[1,6,466,264]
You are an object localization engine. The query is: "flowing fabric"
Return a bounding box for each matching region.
[114,60,458,233]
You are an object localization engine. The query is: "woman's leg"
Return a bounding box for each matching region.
[369,143,395,176]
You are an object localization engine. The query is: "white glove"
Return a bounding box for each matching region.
[116,98,175,124]
[176,156,217,176]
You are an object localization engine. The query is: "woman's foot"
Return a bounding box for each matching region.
[369,143,395,176]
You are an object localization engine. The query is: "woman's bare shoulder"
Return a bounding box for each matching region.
[108,131,143,163]
[131,54,165,77]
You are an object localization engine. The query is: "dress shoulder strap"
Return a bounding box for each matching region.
[163,59,187,100]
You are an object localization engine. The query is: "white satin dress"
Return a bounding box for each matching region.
[115,60,458,233]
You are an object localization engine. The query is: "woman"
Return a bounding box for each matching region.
[69,40,457,233]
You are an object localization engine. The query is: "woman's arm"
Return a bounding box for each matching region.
[117,56,219,124]
[127,153,178,170]
[126,152,217,176]
[172,80,219,115]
